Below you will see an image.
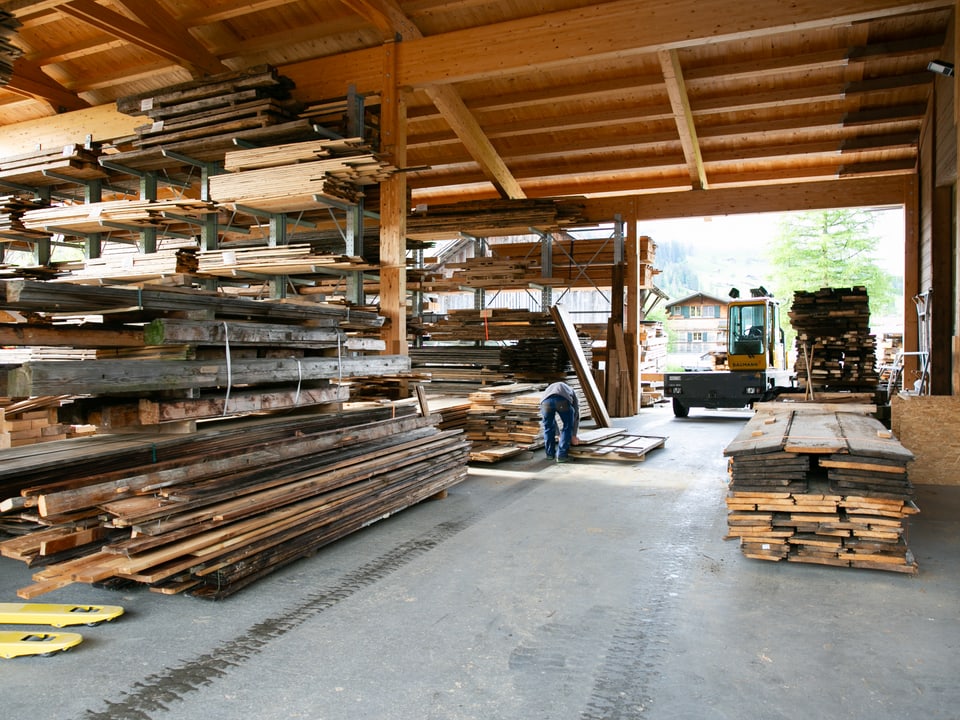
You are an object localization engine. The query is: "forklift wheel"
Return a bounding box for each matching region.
[672,397,690,418]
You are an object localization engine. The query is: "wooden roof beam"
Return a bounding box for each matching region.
[659,49,707,190]
[339,0,525,199]
[5,57,89,112]
[287,0,953,101]
[58,0,227,77]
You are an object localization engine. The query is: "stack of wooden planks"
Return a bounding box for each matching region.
[21,199,216,237]
[0,10,20,85]
[0,143,106,188]
[50,247,195,284]
[0,408,470,599]
[0,396,73,449]
[0,195,51,247]
[1,279,396,426]
[194,243,376,277]
[406,198,588,239]
[427,308,560,342]
[209,138,395,212]
[790,287,879,392]
[723,403,918,573]
[465,383,547,461]
[410,346,512,394]
[110,66,300,159]
[413,236,659,292]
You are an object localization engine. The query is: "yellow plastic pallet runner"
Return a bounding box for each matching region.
[0,631,83,658]
[0,602,124,627]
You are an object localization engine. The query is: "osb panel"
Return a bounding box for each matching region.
[891,395,960,486]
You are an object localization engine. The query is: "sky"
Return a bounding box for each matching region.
[638,207,906,276]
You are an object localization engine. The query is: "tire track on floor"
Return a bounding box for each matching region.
[81,477,545,720]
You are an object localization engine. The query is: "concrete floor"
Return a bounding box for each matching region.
[2,402,958,720]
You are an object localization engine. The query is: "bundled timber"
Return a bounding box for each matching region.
[8,354,408,397]
[406,198,588,239]
[409,346,511,393]
[0,278,391,423]
[51,247,196,284]
[22,199,216,236]
[193,243,376,277]
[413,235,659,292]
[108,67,315,172]
[0,195,51,245]
[209,139,395,211]
[465,384,546,460]
[0,409,469,599]
[0,144,105,187]
[427,308,558,342]
[1,279,383,326]
[723,403,917,573]
[0,10,21,85]
[790,287,879,392]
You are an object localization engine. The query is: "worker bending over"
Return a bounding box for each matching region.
[540,381,580,463]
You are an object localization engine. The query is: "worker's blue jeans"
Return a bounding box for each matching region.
[540,394,574,459]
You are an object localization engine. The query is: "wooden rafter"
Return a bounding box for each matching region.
[5,57,88,111]
[658,49,707,191]
[339,0,525,199]
[59,0,226,77]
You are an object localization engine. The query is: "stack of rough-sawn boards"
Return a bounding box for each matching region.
[723,402,918,573]
[0,407,469,600]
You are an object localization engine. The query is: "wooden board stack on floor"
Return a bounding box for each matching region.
[0,407,469,599]
[723,403,918,573]
[789,287,879,393]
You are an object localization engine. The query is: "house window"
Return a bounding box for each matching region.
[689,305,703,318]
[690,331,704,342]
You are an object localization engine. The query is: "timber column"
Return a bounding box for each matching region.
[379,40,408,355]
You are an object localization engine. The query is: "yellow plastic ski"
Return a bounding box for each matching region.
[0,602,124,628]
[0,631,83,658]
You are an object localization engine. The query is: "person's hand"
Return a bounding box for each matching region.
[571,436,580,445]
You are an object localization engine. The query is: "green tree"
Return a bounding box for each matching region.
[767,209,897,317]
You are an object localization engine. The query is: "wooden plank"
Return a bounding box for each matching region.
[568,433,666,461]
[834,412,914,463]
[8,355,409,396]
[723,412,791,456]
[783,411,848,454]
[549,305,611,428]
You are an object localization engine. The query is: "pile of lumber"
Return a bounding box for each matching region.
[410,346,512,393]
[0,195,51,246]
[0,10,20,85]
[0,396,74,449]
[0,408,470,599]
[406,198,587,239]
[464,383,546,461]
[51,247,195,283]
[1,279,395,426]
[790,287,879,392]
[723,403,918,573]
[209,138,395,211]
[501,337,579,376]
[194,243,376,277]
[0,143,106,188]
[108,66,317,171]
[413,235,659,292]
[427,308,560,342]
[21,199,216,237]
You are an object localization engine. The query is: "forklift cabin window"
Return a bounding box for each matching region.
[729,303,766,355]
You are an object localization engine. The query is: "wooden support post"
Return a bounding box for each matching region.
[623,199,641,412]
[379,40,408,356]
